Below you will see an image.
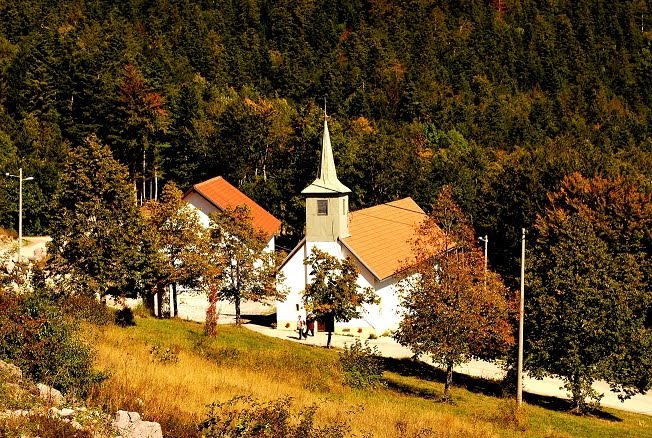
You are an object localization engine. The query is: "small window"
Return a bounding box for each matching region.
[317,199,328,215]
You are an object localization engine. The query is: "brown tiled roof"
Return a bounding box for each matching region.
[341,198,432,280]
[187,176,281,237]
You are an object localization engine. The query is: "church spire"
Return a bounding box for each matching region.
[302,112,351,194]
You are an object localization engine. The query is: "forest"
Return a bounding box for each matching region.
[0,0,651,282]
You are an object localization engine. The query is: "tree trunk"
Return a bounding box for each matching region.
[145,292,155,316]
[172,282,178,317]
[444,361,454,401]
[571,372,583,413]
[235,295,241,325]
[142,146,146,204]
[156,283,163,318]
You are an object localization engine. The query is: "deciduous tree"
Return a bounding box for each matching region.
[302,247,377,347]
[144,182,208,317]
[48,135,159,298]
[526,174,652,413]
[394,186,515,400]
[207,204,284,325]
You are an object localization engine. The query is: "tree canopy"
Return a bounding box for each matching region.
[526,174,652,412]
[394,187,515,399]
[47,135,159,298]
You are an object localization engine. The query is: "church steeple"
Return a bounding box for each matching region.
[302,114,350,242]
[302,118,351,195]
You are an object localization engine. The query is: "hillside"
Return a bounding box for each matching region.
[0,0,651,280]
[88,316,652,437]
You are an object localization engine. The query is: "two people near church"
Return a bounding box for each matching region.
[297,314,315,340]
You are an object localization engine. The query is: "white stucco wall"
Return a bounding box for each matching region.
[178,191,275,321]
[185,191,214,228]
[276,240,404,336]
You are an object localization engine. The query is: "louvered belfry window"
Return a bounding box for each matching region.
[317,199,328,215]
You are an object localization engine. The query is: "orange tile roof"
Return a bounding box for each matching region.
[341,198,437,280]
[187,176,281,237]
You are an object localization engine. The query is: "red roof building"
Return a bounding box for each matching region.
[183,176,281,239]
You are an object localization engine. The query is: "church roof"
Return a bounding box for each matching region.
[302,119,351,194]
[340,198,430,280]
[185,176,281,237]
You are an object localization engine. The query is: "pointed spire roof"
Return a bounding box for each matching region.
[302,118,351,194]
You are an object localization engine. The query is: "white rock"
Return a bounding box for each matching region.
[114,410,162,438]
[37,383,64,406]
[59,408,75,418]
[133,421,162,438]
[115,410,131,430]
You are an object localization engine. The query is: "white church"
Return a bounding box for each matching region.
[276,118,443,336]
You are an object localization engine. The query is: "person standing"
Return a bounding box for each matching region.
[297,315,304,340]
[306,314,315,337]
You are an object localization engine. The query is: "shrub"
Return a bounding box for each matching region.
[495,398,528,431]
[61,294,114,325]
[0,288,106,397]
[339,339,384,389]
[200,395,352,438]
[115,307,136,327]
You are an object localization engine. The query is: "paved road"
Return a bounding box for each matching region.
[20,236,51,261]
[244,323,652,417]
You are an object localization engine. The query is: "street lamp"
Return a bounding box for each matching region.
[6,168,34,264]
[478,235,488,276]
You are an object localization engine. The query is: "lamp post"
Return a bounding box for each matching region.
[478,235,488,276]
[6,168,34,264]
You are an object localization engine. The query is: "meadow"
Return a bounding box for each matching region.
[86,316,652,437]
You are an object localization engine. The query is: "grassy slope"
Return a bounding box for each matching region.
[86,317,652,438]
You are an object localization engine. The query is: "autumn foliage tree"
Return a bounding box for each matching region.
[144,182,208,317]
[526,173,652,412]
[207,205,285,326]
[302,247,378,347]
[394,186,515,400]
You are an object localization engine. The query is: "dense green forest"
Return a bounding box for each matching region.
[0,0,651,281]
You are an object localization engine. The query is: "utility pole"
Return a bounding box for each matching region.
[6,168,35,264]
[517,228,526,408]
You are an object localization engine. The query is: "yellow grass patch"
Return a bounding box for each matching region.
[85,318,652,438]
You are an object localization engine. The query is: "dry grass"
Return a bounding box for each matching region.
[86,317,652,438]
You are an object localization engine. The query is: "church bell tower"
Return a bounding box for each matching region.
[302,116,350,242]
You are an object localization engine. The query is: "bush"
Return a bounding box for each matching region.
[61,294,114,325]
[115,307,136,327]
[200,395,352,438]
[339,339,384,389]
[0,288,106,397]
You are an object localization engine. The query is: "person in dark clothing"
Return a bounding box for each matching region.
[306,314,315,337]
